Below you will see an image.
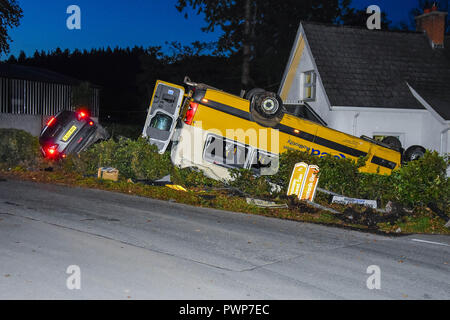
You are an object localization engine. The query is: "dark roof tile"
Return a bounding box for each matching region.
[303,22,450,119]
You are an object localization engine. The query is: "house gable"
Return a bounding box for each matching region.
[278,24,332,123]
[293,22,450,121]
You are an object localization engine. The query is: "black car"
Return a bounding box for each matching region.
[39,110,109,159]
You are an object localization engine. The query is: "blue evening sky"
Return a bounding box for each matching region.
[3,0,433,59]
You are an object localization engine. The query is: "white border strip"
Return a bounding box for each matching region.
[411,239,450,247]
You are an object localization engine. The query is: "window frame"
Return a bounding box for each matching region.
[203,134,251,170]
[302,70,317,101]
[202,133,278,175]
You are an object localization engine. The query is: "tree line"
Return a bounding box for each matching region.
[1,0,448,124]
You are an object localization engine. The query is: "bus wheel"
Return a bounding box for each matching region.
[404,145,426,162]
[253,92,283,119]
[246,88,285,127]
[244,88,266,101]
[381,136,402,151]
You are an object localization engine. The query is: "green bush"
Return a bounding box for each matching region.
[1,127,447,213]
[229,168,273,198]
[0,129,40,168]
[391,151,449,210]
[269,150,365,197]
[357,172,394,205]
[170,166,221,188]
[265,149,448,212]
[66,137,172,180]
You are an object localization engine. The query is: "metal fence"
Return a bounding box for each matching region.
[0,77,99,117]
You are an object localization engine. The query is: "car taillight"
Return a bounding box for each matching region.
[88,120,94,126]
[184,102,198,125]
[47,116,56,126]
[77,111,88,120]
[46,144,59,158]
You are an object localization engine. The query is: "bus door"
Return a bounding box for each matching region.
[142,81,185,153]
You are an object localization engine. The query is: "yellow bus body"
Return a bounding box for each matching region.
[184,86,401,175]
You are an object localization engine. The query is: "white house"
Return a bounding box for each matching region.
[278,10,450,163]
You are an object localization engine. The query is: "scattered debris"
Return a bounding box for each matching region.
[304,200,339,214]
[246,197,288,209]
[333,202,410,228]
[166,184,187,192]
[198,194,216,200]
[286,196,320,213]
[427,202,450,222]
[317,187,341,197]
[332,195,377,209]
[97,167,119,181]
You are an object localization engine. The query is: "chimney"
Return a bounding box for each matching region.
[415,7,447,48]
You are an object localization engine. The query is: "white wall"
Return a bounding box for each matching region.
[328,108,449,154]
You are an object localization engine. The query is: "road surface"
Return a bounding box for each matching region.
[0,178,448,299]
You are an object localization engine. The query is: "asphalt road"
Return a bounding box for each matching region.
[0,178,448,299]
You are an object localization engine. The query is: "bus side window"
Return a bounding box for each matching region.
[250,150,279,175]
[203,135,250,169]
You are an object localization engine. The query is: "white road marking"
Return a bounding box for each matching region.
[411,239,450,247]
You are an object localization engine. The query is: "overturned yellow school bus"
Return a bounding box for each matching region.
[142,77,402,180]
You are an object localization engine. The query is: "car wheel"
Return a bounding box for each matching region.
[381,136,402,151]
[404,145,426,162]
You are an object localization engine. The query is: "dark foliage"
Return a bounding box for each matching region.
[0,0,22,55]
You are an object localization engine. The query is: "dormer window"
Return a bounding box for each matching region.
[302,70,316,101]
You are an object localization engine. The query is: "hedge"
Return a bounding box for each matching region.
[0,128,40,169]
[1,129,448,213]
[261,149,448,211]
[65,137,173,181]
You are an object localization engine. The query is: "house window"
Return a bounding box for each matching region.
[302,71,316,101]
[373,135,401,142]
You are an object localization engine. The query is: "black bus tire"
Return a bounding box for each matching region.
[404,145,426,162]
[253,92,284,119]
[250,106,284,127]
[381,136,402,151]
[244,88,266,101]
[246,89,285,127]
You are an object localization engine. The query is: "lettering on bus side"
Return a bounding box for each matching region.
[310,148,346,159]
[286,140,346,159]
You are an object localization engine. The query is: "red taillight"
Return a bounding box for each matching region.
[184,102,198,125]
[45,144,59,158]
[77,111,88,120]
[88,121,94,126]
[47,116,56,127]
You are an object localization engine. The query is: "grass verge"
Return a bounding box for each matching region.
[1,167,449,235]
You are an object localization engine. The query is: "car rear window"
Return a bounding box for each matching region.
[40,110,74,139]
